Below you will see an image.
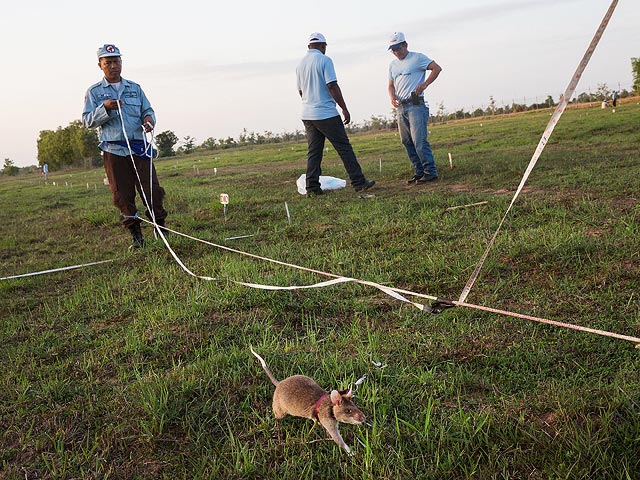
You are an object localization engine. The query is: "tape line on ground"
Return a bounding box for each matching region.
[145,219,640,346]
[0,260,113,281]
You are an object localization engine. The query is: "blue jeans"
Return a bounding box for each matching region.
[397,102,437,177]
[303,116,366,192]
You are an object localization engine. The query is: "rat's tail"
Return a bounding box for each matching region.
[250,345,279,386]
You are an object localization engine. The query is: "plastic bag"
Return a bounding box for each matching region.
[296,174,347,195]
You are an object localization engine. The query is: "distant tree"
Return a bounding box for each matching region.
[436,101,446,122]
[37,121,100,169]
[37,126,74,168]
[37,130,58,169]
[238,128,250,145]
[595,83,610,101]
[545,95,555,108]
[454,109,466,120]
[369,115,386,130]
[487,96,497,115]
[155,130,179,157]
[68,120,101,168]
[222,137,237,148]
[632,57,640,94]
[577,92,595,103]
[389,108,398,129]
[180,136,197,154]
[200,137,218,150]
[2,158,18,176]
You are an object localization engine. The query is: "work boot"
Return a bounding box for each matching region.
[416,174,438,184]
[129,223,145,249]
[354,179,376,192]
[306,188,324,198]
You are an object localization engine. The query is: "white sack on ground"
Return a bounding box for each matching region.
[296,174,347,195]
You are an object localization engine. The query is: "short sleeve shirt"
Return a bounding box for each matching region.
[296,49,339,120]
[389,51,433,101]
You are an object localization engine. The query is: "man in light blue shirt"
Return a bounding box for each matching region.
[388,32,442,184]
[296,33,375,196]
[83,44,168,249]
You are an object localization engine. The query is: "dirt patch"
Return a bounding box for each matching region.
[611,197,639,212]
[585,228,609,237]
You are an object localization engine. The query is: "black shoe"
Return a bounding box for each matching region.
[129,224,145,249]
[416,174,438,184]
[306,188,324,197]
[354,180,376,192]
[407,174,424,184]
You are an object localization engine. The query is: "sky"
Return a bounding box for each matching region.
[0,0,637,168]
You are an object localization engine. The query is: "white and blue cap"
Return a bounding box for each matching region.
[388,32,406,50]
[308,32,327,45]
[97,44,121,59]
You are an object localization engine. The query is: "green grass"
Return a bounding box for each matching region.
[1,103,639,479]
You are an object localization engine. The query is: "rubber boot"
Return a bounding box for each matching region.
[129,223,145,249]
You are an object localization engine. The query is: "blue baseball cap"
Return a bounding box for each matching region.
[97,44,121,59]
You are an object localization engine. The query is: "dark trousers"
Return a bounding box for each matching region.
[303,115,366,192]
[103,151,167,228]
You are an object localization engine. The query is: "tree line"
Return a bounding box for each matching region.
[36,120,102,170]
[3,65,637,175]
[153,83,636,156]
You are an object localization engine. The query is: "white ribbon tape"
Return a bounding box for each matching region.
[458,0,619,303]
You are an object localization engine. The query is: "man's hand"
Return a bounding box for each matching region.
[143,115,155,132]
[342,108,351,125]
[103,99,121,111]
[388,80,399,108]
[327,81,351,125]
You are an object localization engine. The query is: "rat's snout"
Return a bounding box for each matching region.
[349,411,366,424]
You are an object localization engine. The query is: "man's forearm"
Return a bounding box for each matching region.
[328,82,347,111]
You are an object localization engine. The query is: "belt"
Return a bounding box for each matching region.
[400,96,424,105]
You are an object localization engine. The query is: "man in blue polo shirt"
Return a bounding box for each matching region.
[296,32,375,196]
[83,44,168,249]
[388,32,442,184]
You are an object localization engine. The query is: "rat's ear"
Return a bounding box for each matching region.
[330,389,342,405]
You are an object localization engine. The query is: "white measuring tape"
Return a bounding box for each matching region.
[134,218,640,346]
[115,100,160,228]
[135,217,429,309]
[0,260,113,281]
[4,218,638,345]
[458,0,619,303]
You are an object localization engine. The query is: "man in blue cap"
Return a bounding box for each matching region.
[296,33,375,196]
[82,44,168,249]
[387,32,442,185]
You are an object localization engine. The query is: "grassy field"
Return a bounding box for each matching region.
[1,102,639,479]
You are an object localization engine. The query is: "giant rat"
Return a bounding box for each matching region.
[250,346,365,454]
